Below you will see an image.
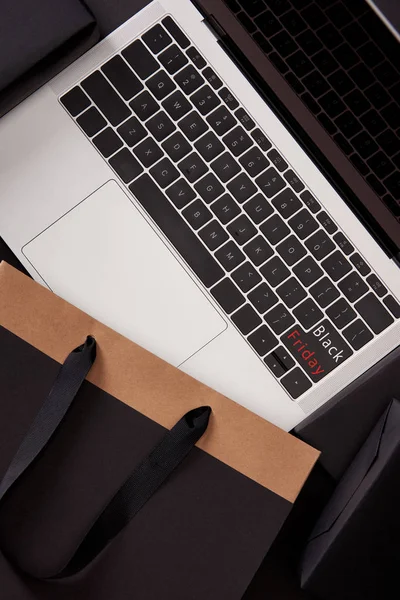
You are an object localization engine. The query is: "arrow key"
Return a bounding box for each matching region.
[281,368,312,399]
[248,325,278,357]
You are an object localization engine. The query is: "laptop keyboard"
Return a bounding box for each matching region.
[224,0,400,219]
[60,15,400,400]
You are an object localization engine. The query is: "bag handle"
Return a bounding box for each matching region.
[0,336,211,579]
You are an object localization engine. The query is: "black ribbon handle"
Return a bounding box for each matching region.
[0,336,211,579]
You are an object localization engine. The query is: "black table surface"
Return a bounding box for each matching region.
[0,0,337,597]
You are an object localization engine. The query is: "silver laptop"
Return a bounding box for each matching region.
[1,0,399,431]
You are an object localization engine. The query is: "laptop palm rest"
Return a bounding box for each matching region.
[22,180,226,366]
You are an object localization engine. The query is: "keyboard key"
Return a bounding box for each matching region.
[248,325,278,357]
[343,89,371,117]
[122,40,159,79]
[223,126,252,157]
[251,129,272,151]
[321,250,351,282]
[101,55,143,100]
[270,29,297,58]
[179,111,208,141]
[280,10,306,36]
[182,199,212,230]
[277,235,306,266]
[350,253,370,276]
[260,256,290,287]
[355,293,394,334]
[174,64,204,95]
[287,50,313,78]
[384,172,400,201]
[277,277,306,309]
[367,173,387,196]
[260,214,290,245]
[319,91,345,119]
[93,128,123,157]
[243,194,273,224]
[281,368,311,399]
[376,130,400,158]
[61,86,90,116]
[384,296,400,318]
[232,262,262,292]
[109,148,143,183]
[333,232,354,256]
[146,111,176,141]
[264,354,286,378]
[211,278,245,313]
[195,131,224,162]
[367,152,395,180]
[272,188,302,219]
[165,178,196,208]
[147,70,176,100]
[300,190,320,214]
[293,256,323,287]
[381,103,400,130]
[265,304,294,335]
[256,168,286,198]
[81,71,131,126]
[130,174,223,287]
[211,152,241,183]
[117,117,147,147]
[338,271,368,302]
[317,212,337,234]
[310,276,339,308]
[195,173,224,203]
[159,44,188,74]
[215,241,245,271]
[235,108,255,131]
[192,85,221,116]
[284,170,304,193]
[316,23,343,51]
[203,67,223,90]
[142,23,172,54]
[227,173,257,203]
[232,304,262,335]
[77,107,106,137]
[366,274,387,298]
[267,149,288,173]
[274,345,295,370]
[178,152,208,183]
[162,16,190,49]
[150,157,179,188]
[239,0,266,17]
[343,318,373,350]
[199,220,228,250]
[248,283,278,314]
[306,229,335,261]
[244,235,273,266]
[218,87,239,110]
[162,131,191,162]
[240,147,269,178]
[326,298,356,329]
[293,298,323,330]
[288,208,318,240]
[130,90,159,121]
[303,69,329,98]
[265,346,293,377]
[207,106,236,136]
[187,46,206,69]
[227,214,257,245]
[282,320,352,383]
[360,109,386,136]
[211,194,241,224]
[312,49,339,77]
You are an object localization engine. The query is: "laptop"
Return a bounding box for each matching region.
[0,0,399,431]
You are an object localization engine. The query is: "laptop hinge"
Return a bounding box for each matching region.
[201,14,227,41]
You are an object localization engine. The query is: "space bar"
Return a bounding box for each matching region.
[129,175,224,288]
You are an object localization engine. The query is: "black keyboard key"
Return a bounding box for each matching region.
[232,304,262,335]
[235,108,255,131]
[211,194,241,225]
[277,277,306,309]
[109,148,143,183]
[365,82,390,111]
[207,106,236,136]
[129,90,159,122]
[328,70,355,98]
[223,126,252,157]
[293,256,323,287]
[130,174,223,287]
[267,150,288,173]
[240,147,269,178]
[228,214,257,245]
[199,220,229,250]
[333,232,354,256]
[218,87,239,110]
[284,171,304,193]
[211,278,245,313]
[182,199,212,230]
[61,86,90,116]
[381,103,400,130]
[150,157,179,188]
[338,270,368,303]
[358,41,384,69]
[244,235,273,267]
[277,235,306,266]
[293,298,323,330]
[288,208,318,240]
[306,229,335,261]
[310,276,339,308]
[227,173,257,204]
[360,109,386,137]
[117,117,147,147]
[350,153,369,176]
[178,152,208,183]
[146,111,176,141]
[271,30,297,58]
[195,173,224,204]
[162,17,190,49]
[321,250,351,282]
[162,90,191,121]
[317,212,337,234]
[159,44,188,75]
[162,131,191,162]
[192,85,220,116]
[264,353,286,378]
[343,319,373,350]
[384,296,400,318]
[102,55,143,100]
[297,30,322,56]
[77,107,106,137]
[187,46,206,69]
[281,368,311,399]
[367,151,395,180]
[343,89,370,118]
[350,253,371,276]
[256,168,285,199]
[272,188,301,219]
[243,193,273,224]
[319,91,345,119]
[81,71,131,126]
[134,137,164,167]
[122,40,159,80]
[332,43,358,70]
[142,23,172,54]
[195,131,224,162]
[351,131,378,159]
[384,172,400,201]
[239,0,266,17]
[179,111,208,142]
[147,70,176,100]
[251,130,271,153]
[348,63,374,91]
[215,241,245,271]
[248,324,278,357]
[265,304,295,335]
[316,23,343,51]
[376,130,400,158]
[326,298,356,330]
[300,190,320,214]
[249,283,278,314]
[232,262,262,292]
[203,67,223,90]
[287,51,313,78]
[282,320,353,383]
[260,256,290,287]
[280,10,306,36]
[335,111,362,140]
[366,274,387,298]
[93,127,123,157]
[260,214,290,246]
[174,65,204,95]
[273,345,295,371]
[165,178,196,208]
[355,293,394,334]
[238,10,256,33]
[312,49,339,77]
[211,152,241,183]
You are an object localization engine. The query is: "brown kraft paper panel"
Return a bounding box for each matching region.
[0,262,319,502]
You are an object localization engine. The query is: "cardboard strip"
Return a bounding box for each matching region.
[0,263,318,502]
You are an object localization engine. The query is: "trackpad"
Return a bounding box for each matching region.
[23,181,226,366]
